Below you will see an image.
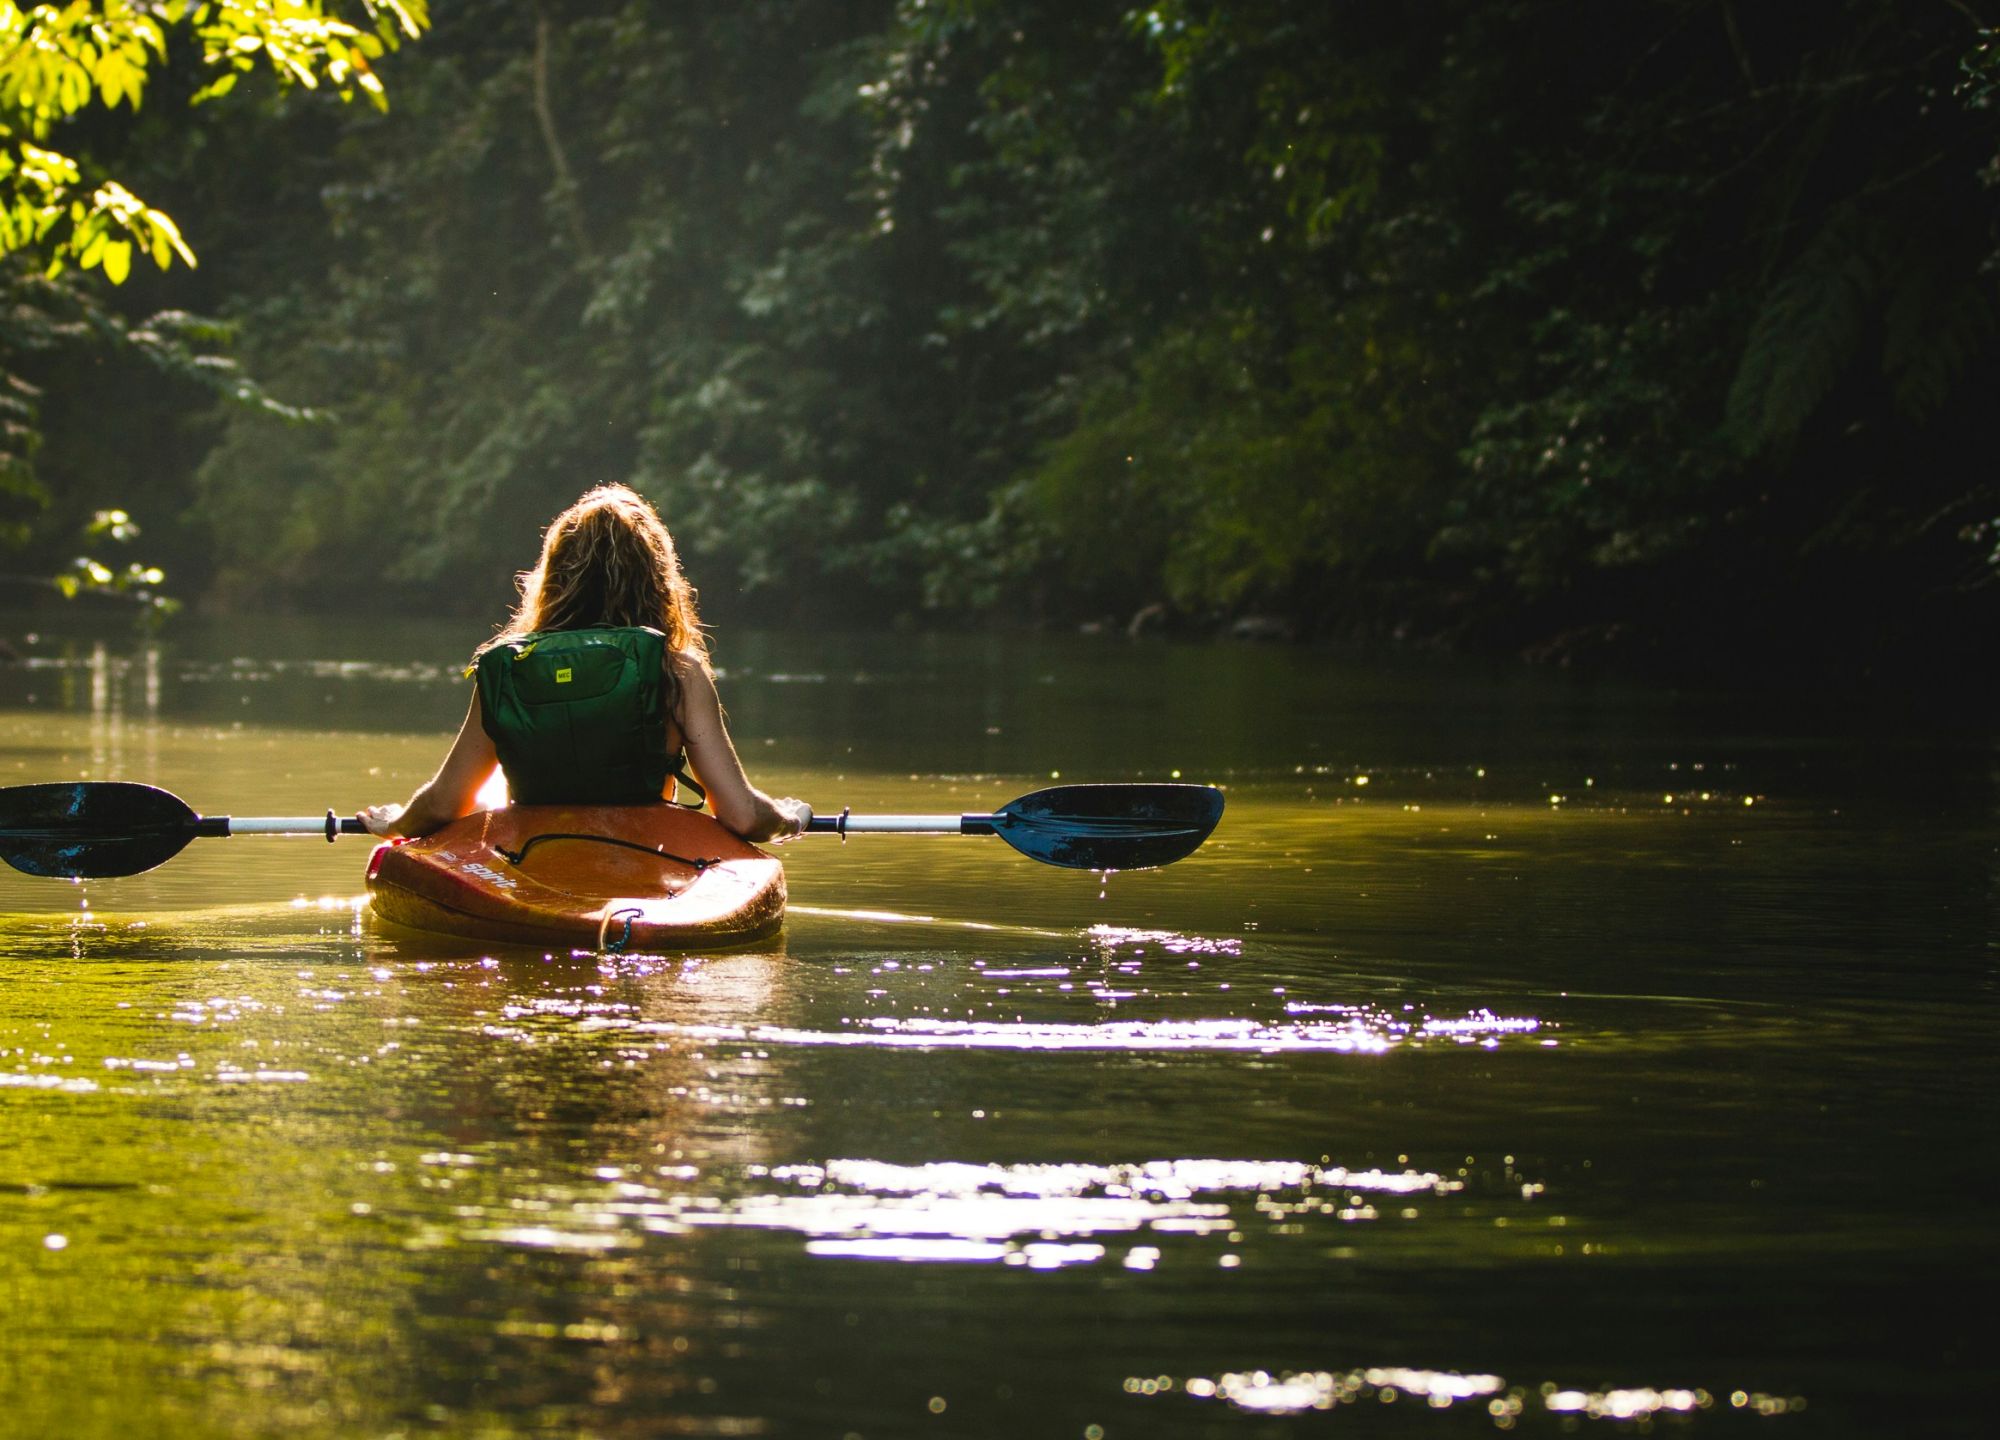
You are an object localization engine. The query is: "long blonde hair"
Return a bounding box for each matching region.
[479,485,708,688]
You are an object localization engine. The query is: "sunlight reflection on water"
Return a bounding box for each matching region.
[448,1153,1471,1263]
[1136,1368,1808,1426]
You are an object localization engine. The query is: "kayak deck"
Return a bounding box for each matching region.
[366,805,785,950]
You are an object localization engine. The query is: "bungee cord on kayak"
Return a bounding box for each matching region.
[490,832,720,872]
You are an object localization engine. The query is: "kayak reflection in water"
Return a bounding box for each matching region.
[357,485,813,844]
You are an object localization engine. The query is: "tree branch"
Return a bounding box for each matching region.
[532,1,593,264]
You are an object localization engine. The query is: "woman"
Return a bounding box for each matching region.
[359,485,811,843]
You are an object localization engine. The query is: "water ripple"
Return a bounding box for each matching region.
[565,1008,1547,1053]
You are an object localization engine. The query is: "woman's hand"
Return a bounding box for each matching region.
[358,803,406,838]
[767,798,813,843]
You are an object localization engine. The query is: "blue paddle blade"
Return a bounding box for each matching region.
[988,783,1224,870]
[0,781,201,878]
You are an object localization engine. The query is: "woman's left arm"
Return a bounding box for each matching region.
[676,657,811,842]
[358,690,500,838]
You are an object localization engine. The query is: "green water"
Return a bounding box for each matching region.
[1,613,1992,1437]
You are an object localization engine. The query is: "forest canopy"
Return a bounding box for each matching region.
[7,0,1997,674]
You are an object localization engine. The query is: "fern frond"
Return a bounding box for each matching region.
[1724,207,1881,456]
[1883,266,1999,423]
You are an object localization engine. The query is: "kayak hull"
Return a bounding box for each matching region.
[366,805,785,950]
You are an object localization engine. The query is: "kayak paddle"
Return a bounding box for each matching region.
[0,781,369,879]
[0,779,1223,880]
[804,783,1224,871]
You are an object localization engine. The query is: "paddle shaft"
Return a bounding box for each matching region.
[218,814,374,839]
[806,812,999,836]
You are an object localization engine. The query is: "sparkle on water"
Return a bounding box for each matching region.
[1141,1368,1807,1425]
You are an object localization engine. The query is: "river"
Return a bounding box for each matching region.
[1,611,1992,1437]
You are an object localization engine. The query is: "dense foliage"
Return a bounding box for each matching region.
[1,0,426,593]
[11,0,1998,671]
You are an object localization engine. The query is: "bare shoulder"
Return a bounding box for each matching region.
[668,649,719,712]
[667,648,714,684]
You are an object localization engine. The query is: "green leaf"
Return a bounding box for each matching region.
[191,72,238,104]
[146,208,196,267]
[102,239,132,284]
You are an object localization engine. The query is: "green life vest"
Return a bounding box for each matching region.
[475,626,682,806]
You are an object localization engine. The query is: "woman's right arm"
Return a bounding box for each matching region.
[676,657,810,843]
[358,690,499,838]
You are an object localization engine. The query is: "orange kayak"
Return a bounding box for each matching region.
[366,805,785,950]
